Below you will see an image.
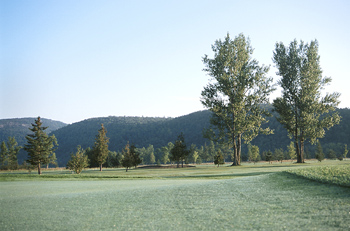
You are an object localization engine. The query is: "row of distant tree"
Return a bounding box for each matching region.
[1,116,347,174]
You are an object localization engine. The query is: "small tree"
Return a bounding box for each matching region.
[274,148,284,163]
[214,150,225,167]
[265,150,273,164]
[67,146,89,174]
[170,133,189,168]
[122,143,133,172]
[251,145,261,164]
[93,124,109,171]
[343,144,348,160]
[315,141,324,162]
[24,117,58,175]
[131,144,142,168]
[0,141,9,169]
[287,141,296,162]
[327,149,337,160]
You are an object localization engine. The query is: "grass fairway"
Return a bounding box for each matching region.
[1,161,350,230]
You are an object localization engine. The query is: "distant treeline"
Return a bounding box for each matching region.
[1,107,350,167]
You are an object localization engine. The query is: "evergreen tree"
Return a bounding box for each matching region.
[67,145,89,174]
[122,143,133,172]
[170,133,189,168]
[273,39,340,163]
[201,33,275,166]
[250,145,260,164]
[0,141,8,169]
[327,149,337,160]
[92,124,109,171]
[287,141,296,162]
[265,150,273,164]
[24,117,58,175]
[315,141,324,162]
[274,148,284,163]
[214,149,225,167]
[121,143,141,171]
[343,144,348,160]
[130,144,142,168]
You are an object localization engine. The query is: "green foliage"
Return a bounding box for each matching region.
[343,144,348,159]
[213,150,225,167]
[265,151,273,163]
[92,124,109,171]
[287,141,296,161]
[327,149,337,160]
[67,146,89,174]
[201,33,274,166]
[1,137,22,170]
[273,148,284,163]
[122,143,141,171]
[170,133,189,168]
[315,141,324,162]
[24,117,58,174]
[273,39,341,163]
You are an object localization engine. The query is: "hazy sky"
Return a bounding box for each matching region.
[1,0,349,124]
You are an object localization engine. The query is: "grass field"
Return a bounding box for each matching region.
[0,160,350,230]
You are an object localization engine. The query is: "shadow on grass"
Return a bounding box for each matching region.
[163,171,274,179]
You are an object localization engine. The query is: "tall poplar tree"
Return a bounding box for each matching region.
[273,39,340,163]
[24,117,58,175]
[201,33,275,166]
[93,124,109,171]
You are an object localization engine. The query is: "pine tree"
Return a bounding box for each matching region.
[6,137,22,170]
[122,143,141,171]
[315,141,324,162]
[67,145,89,174]
[24,117,58,175]
[214,149,225,167]
[0,141,8,169]
[170,133,189,168]
[93,124,109,171]
[287,141,296,162]
[265,151,273,164]
[343,144,348,160]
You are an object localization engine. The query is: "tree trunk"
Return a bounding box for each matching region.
[231,135,238,166]
[125,167,128,172]
[237,134,242,165]
[300,138,304,163]
[100,163,102,171]
[38,162,41,175]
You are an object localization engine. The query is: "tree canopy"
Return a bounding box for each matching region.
[24,117,58,174]
[201,33,275,166]
[273,39,341,163]
[92,124,109,171]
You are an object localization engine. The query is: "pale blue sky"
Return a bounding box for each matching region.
[1,0,349,124]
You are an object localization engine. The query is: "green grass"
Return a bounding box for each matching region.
[286,164,350,187]
[1,160,350,230]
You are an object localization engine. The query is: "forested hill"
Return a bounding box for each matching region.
[2,107,350,166]
[51,111,212,165]
[0,118,67,146]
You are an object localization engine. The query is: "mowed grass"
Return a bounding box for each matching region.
[0,161,350,230]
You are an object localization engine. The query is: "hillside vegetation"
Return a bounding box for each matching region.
[1,107,350,166]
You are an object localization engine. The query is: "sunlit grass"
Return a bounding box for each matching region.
[286,163,350,187]
[1,172,349,230]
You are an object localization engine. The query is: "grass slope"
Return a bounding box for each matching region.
[1,161,350,230]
